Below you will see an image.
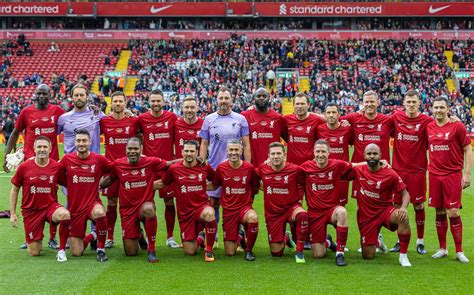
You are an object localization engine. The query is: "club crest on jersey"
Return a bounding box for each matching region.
[339,136,344,144]
[242,176,247,184]
[269,121,275,128]
[445,132,450,139]
[125,126,130,134]
[284,175,289,184]
[377,124,382,131]
[49,176,54,184]
[376,180,382,189]
[165,122,169,129]
[415,124,421,131]
[198,173,203,182]
[141,168,146,176]
[91,165,96,173]
[328,171,333,180]
[306,126,311,134]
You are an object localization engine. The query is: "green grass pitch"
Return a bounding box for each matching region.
[0,145,472,294]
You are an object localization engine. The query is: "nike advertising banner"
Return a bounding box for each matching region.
[96,2,226,16]
[255,2,474,17]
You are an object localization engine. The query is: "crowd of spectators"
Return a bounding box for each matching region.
[0,36,472,133]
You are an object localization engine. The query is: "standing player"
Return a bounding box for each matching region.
[427,96,471,263]
[213,140,260,261]
[256,142,309,263]
[389,90,434,254]
[174,96,203,159]
[4,84,65,249]
[57,84,104,155]
[242,87,287,167]
[9,136,70,258]
[199,86,251,246]
[100,91,140,248]
[138,89,180,249]
[58,130,111,262]
[160,140,217,262]
[300,140,363,266]
[316,103,353,206]
[100,137,176,263]
[284,93,325,165]
[351,144,412,267]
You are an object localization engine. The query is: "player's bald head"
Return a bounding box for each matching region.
[254,87,269,98]
[364,143,380,154]
[36,84,50,93]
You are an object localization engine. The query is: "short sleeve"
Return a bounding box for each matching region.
[10,163,24,187]
[199,117,210,141]
[14,109,26,132]
[212,166,222,187]
[162,167,174,186]
[152,157,168,172]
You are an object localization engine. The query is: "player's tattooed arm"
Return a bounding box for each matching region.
[9,185,20,228]
[165,158,182,167]
[199,139,209,161]
[462,144,472,189]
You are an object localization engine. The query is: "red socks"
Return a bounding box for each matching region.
[449,216,463,253]
[398,232,411,254]
[95,216,107,250]
[415,208,425,240]
[295,212,309,253]
[246,222,259,252]
[205,220,217,252]
[83,232,95,249]
[436,214,448,249]
[144,216,157,252]
[336,226,348,252]
[165,205,176,239]
[49,223,57,241]
[59,219,70,251]
[106,205,117,241]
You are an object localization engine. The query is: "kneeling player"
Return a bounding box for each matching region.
[256,142,309,263]
[300,140,366,266]
[213,140,260,261]
[58,130,111,262]
[101,137,175,263]
[158,140,217,262]
[352,144,412,267]
[9,136,70,258]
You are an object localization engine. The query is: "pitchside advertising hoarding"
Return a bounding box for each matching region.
[0,2,473,17]
[1,30,473,41]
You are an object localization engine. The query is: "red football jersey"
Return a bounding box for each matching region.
[256,162,305,218]
[427,121,471,176]
[242,109,287,167]
[351,165,406,224]
[284,113,324,165]
[11,158,63,212]
[392,111,433,172]
[162,162,214,222]
[110,156,168,216]
[343,113,393,163]
[15,104,65,160]
[316,123,353,161]
[60,153,111,214]
[173,117,203,158]
[138,111,177,160]
[300,159,353,211]
[100,116,140,161]
[213,160,259,212]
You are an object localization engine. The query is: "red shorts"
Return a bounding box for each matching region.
[102,179,119,199]
[120,202,154,240]
[22,202,63,244]
[222,206,253,242]
[428,172,463,209]
[69,201,102,238]
[158,184,175,199]
[178,205,211,242]
[358,206,397,247]
[308,207,338,244]
[265,203,303,244]
[394,170,426,204]
[339,181,349,205]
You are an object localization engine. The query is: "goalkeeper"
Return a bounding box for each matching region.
[3,84,65,249]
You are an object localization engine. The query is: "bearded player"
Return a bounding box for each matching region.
[174,96,203,159]
[100,91,140,248]
[138,89,180,249]
[57,130,111,263]
[159,140,217,262]
[213,140,260,261]
[100,137,176,263]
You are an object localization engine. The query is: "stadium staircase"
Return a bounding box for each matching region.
[443,50,457,93]
[0,42,117,99]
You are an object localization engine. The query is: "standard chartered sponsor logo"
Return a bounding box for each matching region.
[358,134,381,141]
[360,188,380,199]
[266,186,289,194]
[430,144,449,152]
[398,133,419,141]
[149,133,170,141]
[30,186,51,194]
[312,183,334,191]
[73,175,95,183]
